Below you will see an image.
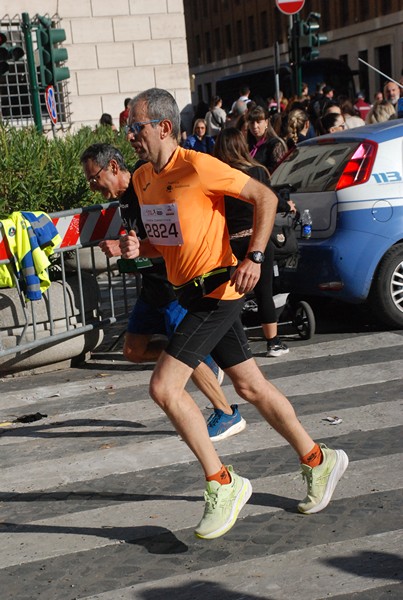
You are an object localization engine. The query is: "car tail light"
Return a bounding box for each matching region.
[336,140,377,191]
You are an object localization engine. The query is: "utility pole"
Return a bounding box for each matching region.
[291,14,302,96]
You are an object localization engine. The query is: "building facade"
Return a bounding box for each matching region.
[1,0,193,131]
[184,0,403,108]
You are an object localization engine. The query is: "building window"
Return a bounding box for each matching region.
[273,11,283,44]
[360,1,370,21]
[196,35,201,64]
[322,9,330,32]
[197,83,203,104]
[236,20,243,54]
[205,82,212,103]
[205,31,212,63]
[340,0,349,24]
[248,16,256,52]
[358,50,369,100]
[261,11,269,48]
[214,28,221,61]
[375,45,392,91]
[225,24,232,52]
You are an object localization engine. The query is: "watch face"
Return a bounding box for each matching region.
[249,251,265,263]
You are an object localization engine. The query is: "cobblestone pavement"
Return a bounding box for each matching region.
[1,301,403,600]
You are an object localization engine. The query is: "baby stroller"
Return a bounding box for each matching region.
[241,202,316,341]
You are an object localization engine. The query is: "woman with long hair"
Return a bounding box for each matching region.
[247,105,287,173]
[214,128,294,357]
[286,108,310,148]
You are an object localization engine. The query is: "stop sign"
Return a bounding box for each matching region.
[275,0,305,15]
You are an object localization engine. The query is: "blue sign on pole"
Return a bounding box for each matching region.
[45,85,58,125]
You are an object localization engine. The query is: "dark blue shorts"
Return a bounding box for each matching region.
[127,297,187,337]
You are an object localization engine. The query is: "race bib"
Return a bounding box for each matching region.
[140,203,183,246]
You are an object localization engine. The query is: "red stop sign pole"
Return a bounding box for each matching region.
[275,0,305,15]
[275,0,305,97]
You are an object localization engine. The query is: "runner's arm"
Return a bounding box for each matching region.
[230,177,278,294]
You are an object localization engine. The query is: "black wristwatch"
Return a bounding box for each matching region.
[247,251,265,264]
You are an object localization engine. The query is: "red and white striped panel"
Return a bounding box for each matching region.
[52,205,124,249]
[0,205,124,260]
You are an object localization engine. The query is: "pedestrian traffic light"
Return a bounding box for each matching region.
[36,16,69,87]
[300,13,328,61]
[0,31,25,75]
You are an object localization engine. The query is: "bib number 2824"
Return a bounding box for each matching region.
[140,203,184,246]
[144,222,180,240]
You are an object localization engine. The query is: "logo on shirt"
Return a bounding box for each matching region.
[142,182,151,191]
[166,182,189,191]
[8,227,16,237]
[144,208,156,216]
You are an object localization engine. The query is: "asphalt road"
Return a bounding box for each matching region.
[1,299,403,600]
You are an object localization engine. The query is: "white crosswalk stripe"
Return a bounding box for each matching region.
[1,327,402,600]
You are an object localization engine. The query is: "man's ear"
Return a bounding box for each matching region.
[160,119,173,139]
[110,158,119,174]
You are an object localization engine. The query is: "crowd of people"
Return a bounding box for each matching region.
[182,80,401,173]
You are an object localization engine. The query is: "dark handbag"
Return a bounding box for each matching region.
[270,213,299,265]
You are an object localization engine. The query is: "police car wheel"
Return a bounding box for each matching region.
[369,244,403,329]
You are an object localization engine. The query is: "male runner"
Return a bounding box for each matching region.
[80,143,246,441]
[120,88,348,540]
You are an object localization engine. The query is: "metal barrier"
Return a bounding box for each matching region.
[0,202,138,369]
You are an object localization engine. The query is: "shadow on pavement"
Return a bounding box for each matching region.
[138,581,270,599]
[0,418,179,439]
[323,550,403,581]
[0,522,188,554]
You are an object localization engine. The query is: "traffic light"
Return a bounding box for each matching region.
[36,16,70,87]
[0,31,25,75]
[300,13,328,61]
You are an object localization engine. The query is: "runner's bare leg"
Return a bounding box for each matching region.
[150,351,222,477]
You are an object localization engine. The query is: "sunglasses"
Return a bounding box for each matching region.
[125,119,163,135]
[87,164,105,185]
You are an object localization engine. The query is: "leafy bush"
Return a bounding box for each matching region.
[0,124,137,218]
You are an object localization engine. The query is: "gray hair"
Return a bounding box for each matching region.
[130,88,181,141]
[80,143,128,170]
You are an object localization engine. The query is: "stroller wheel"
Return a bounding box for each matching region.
[292,300,316,340]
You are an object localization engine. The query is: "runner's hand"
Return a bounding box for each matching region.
[99,239,121,258]
[230,259,261,294]
[120,230,140,259]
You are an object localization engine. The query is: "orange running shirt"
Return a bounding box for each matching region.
[132,146,250,300]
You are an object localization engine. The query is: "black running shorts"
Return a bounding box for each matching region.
[165,297,253,369]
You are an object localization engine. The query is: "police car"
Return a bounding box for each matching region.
[270,119,403,328]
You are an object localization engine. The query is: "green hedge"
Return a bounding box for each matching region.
[0,125,137,218]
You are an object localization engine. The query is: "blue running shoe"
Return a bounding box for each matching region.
[203,355,224,385]
[207,404,246,441]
